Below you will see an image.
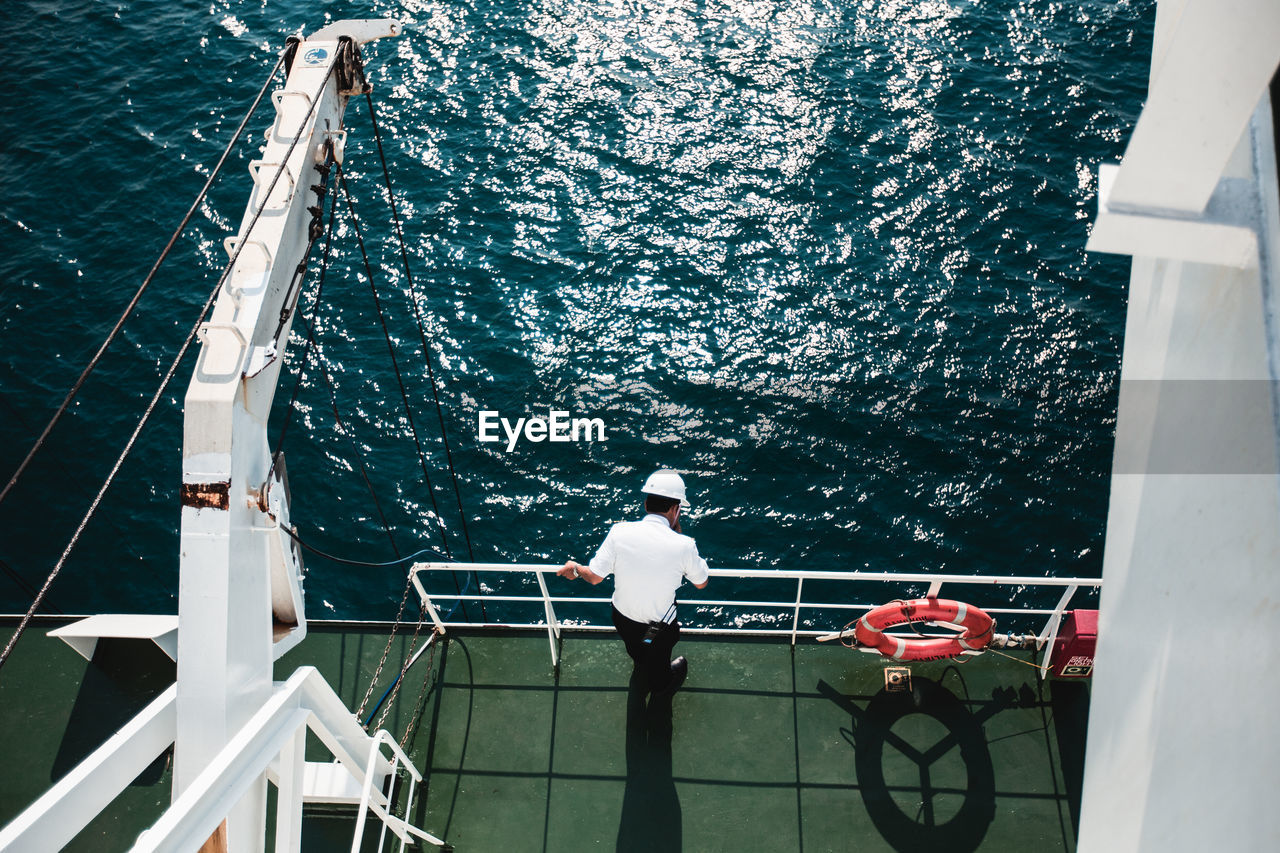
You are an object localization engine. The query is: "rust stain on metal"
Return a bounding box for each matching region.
[180,481,230,510]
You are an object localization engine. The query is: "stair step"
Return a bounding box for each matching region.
[302,761,385,805]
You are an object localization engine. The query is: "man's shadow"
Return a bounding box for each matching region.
[616,669,682,852]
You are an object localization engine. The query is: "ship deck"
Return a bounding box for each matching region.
[1,618,1088,851]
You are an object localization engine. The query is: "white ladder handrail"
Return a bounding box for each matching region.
[131,666,444,852]
[0,665,448,853]
[351,730,446,853]
[0,685,177,853]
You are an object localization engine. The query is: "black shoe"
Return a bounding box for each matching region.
[657,656,688,696]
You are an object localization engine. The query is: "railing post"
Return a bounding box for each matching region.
[376,759,398,853]
[790,578,805,648]
[1037,584,1079,676]
[350,733,385,853]
[347,729,445,850]
[411,567,448,634]
[274,723,306,853]
[534,569,561,668]
[397,770,416,853]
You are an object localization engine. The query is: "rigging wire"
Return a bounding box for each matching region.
[248,54,481,723]
[275,169,470,724]
[0,55,342,675]
[0,275,221,672]
[269,172,478,729]
[362,90,480,577]
[0,558,60,615]
[333,168,460,567]
[330,161,481,718]
[2,43,481,732]
[0,49,289,512]
[273,152,402,557]
[294,156,473,719]
[359,83,501,717]
[980,645,1048,673]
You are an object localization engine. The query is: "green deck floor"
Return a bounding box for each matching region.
[1,620,1087,852]
[0,618,174,850]
[368,629,1087,853]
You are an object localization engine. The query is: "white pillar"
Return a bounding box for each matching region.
[174,21,401,851]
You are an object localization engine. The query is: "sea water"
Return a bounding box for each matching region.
[0,0,1153,626]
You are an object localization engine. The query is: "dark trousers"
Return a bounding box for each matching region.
[612,605,680,694]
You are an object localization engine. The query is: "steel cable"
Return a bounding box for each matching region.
[0,49,289,511]
[335,167,456,562]
[362,90,481,581]
[330,163,474,717]
[0,53,342,674]
[282,525,443,567]
[273,153,402,557]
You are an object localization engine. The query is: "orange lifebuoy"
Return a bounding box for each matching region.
[854,598,994,661]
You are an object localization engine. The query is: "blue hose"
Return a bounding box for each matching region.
[361,572,469,727]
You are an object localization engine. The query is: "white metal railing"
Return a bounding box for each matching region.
[134,666,445,852]
[351,730,444,853]
[0,667,445,853]
[410,563,1102,673]
[0,685,178,852]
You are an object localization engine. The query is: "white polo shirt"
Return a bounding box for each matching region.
[589,513,710,623]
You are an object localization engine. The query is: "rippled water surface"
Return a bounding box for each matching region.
[0,0,1152,623]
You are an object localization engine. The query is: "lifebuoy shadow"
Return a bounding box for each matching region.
[819,676,1006,853]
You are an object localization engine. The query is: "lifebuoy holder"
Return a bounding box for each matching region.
[854,598,994,661]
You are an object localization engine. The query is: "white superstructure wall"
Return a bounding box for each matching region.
[1079,1,1280,850]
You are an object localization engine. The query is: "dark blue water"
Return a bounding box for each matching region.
[0,0,1151,626]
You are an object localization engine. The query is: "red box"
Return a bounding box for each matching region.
[1049,610,1097,678]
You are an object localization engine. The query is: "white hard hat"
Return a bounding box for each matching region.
[641,469,689,507]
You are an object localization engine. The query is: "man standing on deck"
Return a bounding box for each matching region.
[559,469,710,695]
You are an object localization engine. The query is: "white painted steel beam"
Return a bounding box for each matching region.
[1106,0,1280,215]
[1089,163,1260,267]
[1088,0,1280,266]
[174,20,400,852]
[1080,3,1280,848]
[0,686,176,853]
[48,614,179,661]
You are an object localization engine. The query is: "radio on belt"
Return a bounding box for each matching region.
[1049,609,1097,678]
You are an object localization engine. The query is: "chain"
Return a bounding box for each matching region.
[374,603,430,732]
[399,632,441,749]
[356,573,421,720]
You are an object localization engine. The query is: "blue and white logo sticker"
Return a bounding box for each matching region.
[303,47,328,66]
